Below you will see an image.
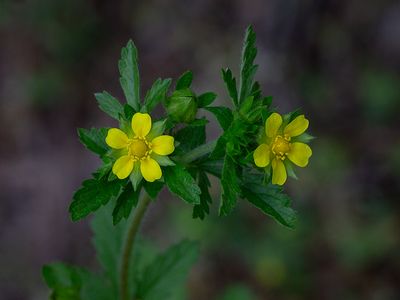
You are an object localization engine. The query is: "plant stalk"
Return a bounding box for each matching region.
[120,192,151,300]
[178,140,217,164]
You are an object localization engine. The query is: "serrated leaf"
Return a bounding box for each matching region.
[143,181,165,199]
[69,178,121,221]
[174,124,206,155]
[135,240,199,300]
[210,136,227,160]
[204,106,233,131]
[239,26,258,104]
[112,183,140,225]
[243,183,297,228]
[197,92,217,108]
[95,91,124,120]
[176,70,193,90]
[78,128,108,157]
[164,164,201,205]
[79,271,114,300]
[91,204,127,296]
[42,263,82,300]
[193,171,212,220]
[221,68,238,107]
[219,155,240,216]
[144,78,171,112]
[218,285,257,300]
[119,40,140,111]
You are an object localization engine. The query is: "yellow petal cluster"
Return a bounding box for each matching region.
[105,113,175,182]
[253,113,312,185]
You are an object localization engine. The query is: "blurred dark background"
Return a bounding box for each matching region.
[1,0,400,299]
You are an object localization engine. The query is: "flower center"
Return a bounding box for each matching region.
[272,135,291,160]
[128,138,151,160]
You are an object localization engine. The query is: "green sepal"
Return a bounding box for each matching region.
[283,159,298,180]
[129,163,143,191]
[197,92,217,108]
[152,154,175,166]
[146,119,167,141]
[292,132,315,144]
[175,70,193,89]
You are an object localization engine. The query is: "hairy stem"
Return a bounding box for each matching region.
[178,140,217,164]
[120,192,151,300]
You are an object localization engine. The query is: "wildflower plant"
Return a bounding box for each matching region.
[43,26,313,299]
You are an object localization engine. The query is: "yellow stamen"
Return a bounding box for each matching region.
[128,138,151,160]
[271,135,291,160]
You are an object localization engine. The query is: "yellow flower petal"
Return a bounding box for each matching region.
[284,115,309,137]
[112,155,134,179]
[253,143,270,167]
[106,128,129,149]
[131,113,152,137]
[271,158,287,185]
[287,142,312,167]
[140,157,162,182]
[265,113,282,138]
[151,135,175,155]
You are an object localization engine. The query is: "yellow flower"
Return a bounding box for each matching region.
[105,112,175,182]
[253,113,312,185]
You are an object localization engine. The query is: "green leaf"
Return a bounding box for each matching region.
[221,68,238,107]
[90,204,127,296]
[174,124,206,155]
[143,181,165,199]
[197,92,217,108]
[193,171,212,220]
[210,136,227,160]
[135,240,199,300]
[219,155,240,216]
[239,26,258,104]
[175,70,193,90]
[204,106,233,131]
[95,91,124,120]
[119,40,140,111]
[42,263,82,300]
[243,183,297,228]
[77,128,108,157]
[69,178,121,221]
[144,78,171,112]
[218,285,257,300]
[164,164,201,205]
[79,272,114,300]
[112,183,140,225]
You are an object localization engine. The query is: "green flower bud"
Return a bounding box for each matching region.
[166,88,197,123]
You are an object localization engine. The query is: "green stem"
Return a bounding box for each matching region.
[120,192,151,300]
[178,140,217,164]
